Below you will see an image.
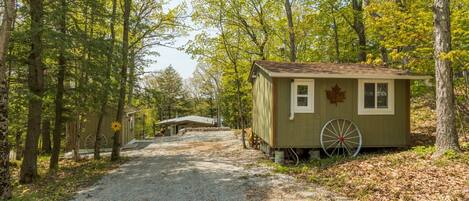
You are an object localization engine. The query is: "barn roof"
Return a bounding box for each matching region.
[250,60,431,81]
[158,115,216,126]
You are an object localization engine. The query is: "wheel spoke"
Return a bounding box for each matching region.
[345,135,360,139]
[323,133,336,139]
[343,122,353,137]
[347,140,360,145]
[340,120,346,136]
[321,119,362,158]
[343,141,352,155]
[325,127,338,137]
[343,129,357,138]
[330,123,339,137]
[336,120,342,135]
[326,140,339,149]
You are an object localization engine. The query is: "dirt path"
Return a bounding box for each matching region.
[73,131,348,201]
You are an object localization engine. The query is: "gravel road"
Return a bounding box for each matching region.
[73,131,348,201]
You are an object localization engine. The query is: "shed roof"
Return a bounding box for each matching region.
[158,115,215,126]
[251,60,431,80]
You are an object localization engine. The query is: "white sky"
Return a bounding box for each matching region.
[145,0,197,79]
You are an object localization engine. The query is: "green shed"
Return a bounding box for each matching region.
[250,61,430,157]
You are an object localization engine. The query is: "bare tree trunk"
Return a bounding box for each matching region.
[0,0,16,198]
[127,50,135,105]
[284,0,296,62]
[112,0,131,161]
[234,70,247,149]
[432,0,461,158]
[15,131,22,160]
[95,0,117,160]
[72,116,80,161]
[352,0,366,62]
[41,119,51,154]
[20,0,44,184]
[50,0,67,171]
[332,16,340,63]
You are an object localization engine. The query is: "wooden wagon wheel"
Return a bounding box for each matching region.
[320,119,362,157]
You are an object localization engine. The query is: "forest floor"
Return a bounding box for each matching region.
[72,131,348,201]
[269,102,469,200]
[9,156,127,201]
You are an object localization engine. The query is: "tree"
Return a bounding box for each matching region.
[50,0,67,170]
[95,0,117,160]
[285,0,296,62]
[351,0,367,61]
[112,0,131,161]
[41,119,51,153]
[20,0,45,184]
[432,0,461,158]
[0,0,16,198]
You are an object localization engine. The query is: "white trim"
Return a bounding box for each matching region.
[290,79,314,118]
[357,79,395,115]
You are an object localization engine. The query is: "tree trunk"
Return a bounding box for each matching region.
[127,50,135,105]
[0,0,16,198]
[20,0,44,184]
[284,0,296,62]
[234,66,247,149]
[332,16,340,63]
[15,132,22,160]
[379,35,388,65]
[41,119,51,154]
[352,0,367,62]
[95,0,117,160]
[112,0,131,161]
[72,115,81,161]
[50,0,67,171]
[432,0,461,158]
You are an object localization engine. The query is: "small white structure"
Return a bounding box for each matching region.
[158,115,217,135]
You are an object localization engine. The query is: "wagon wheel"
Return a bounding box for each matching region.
[320,119,362,157]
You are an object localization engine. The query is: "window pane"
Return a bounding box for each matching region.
[377,83,388,108]
[297,97,308,107]
[364,83,375,108]
[297,85,308,95]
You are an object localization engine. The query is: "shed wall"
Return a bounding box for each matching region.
[274,78,409,148]
[252,70,274,145]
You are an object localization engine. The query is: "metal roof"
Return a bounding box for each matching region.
[157,115,216,126]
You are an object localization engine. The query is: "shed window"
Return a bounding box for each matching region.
[291,79,314,113]
[358,79,394,115]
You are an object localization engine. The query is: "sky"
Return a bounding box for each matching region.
[145,0,197,79]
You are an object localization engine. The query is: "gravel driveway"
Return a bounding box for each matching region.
[73,131,348,201]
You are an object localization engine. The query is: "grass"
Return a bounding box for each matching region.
[263,144,469,200]
[259,100,469,200]
[9,156,128,201]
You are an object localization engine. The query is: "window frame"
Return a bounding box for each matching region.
[358,79,395,115]
[291,79,315,113]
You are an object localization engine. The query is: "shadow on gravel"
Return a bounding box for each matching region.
[74,154,275,201]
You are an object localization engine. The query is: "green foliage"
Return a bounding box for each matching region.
[411,146,436,157]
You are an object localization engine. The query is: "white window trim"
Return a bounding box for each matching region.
[358,79,395,115]
[290,79,315,117]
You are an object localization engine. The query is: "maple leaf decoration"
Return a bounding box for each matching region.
[326,84,346,105]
